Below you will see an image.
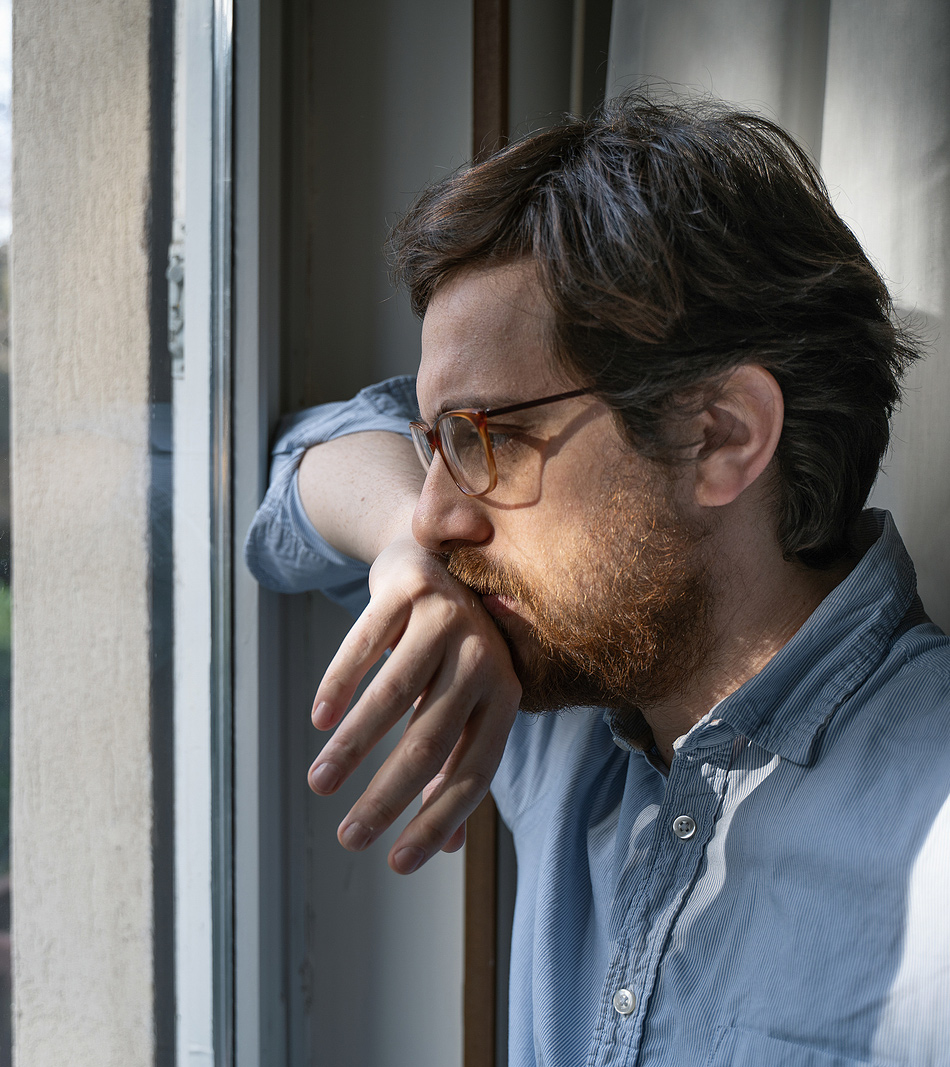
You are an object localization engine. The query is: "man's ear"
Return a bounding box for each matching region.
[690,364,784,508]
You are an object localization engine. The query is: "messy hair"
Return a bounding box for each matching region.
[391,93,919,567]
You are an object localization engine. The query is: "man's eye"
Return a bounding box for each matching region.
[487,429,516,451]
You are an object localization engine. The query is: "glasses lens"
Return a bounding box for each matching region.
[440,414,492,495]
[410,423,434,472]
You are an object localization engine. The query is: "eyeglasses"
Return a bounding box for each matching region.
[409,388,592,497]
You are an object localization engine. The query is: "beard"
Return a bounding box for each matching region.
[446,473,712,750]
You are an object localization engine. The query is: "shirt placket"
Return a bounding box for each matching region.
[588,740,735,1067]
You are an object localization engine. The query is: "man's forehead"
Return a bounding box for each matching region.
[416,261,563,416]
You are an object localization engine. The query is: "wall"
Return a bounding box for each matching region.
[11,1,157,1063]
[607,0,950,628]
[820,0,950,628]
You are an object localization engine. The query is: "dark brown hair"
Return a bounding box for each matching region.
[391,93,919,566]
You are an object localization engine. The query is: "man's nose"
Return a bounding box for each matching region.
[412,453,493,552]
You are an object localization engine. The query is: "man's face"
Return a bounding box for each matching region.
[412,261,710,739]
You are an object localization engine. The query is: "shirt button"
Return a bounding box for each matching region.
[672,815,696,839]
[613,988,636,1015]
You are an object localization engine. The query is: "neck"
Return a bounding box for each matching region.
[645,533,856,767]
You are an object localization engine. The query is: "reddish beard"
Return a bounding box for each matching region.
[446,484,711,750]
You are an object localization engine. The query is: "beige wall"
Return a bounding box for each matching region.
[11,0,156,1063]
[608,0,950,630]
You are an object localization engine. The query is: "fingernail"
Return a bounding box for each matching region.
[340,821,374,852]
[312,701,332,728]
[309,761,341,794]
[393,846,426,874]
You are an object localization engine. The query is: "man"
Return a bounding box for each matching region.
[246,95,950,1065]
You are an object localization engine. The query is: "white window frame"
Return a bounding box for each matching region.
[172,0,237,1062]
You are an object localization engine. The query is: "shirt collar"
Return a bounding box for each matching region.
[607,510,920,766]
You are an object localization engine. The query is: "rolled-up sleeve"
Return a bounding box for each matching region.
[243,375,418,613]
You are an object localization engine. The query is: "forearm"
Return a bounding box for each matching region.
[246,378,521,875]
[244,375,421,596]
[296,431,423,565]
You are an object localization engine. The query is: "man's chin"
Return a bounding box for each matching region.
[511,640,655,748]
[499,625,602,714]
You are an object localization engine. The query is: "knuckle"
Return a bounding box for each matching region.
[409,816,456,856]
[454,768,493,809]
[463,641,520,698]
[314,667,348,704]
[418,828,449,854]
[346,625,380,665]
[358,793,400,831]
[402,732,453,776]
[371,672,416,712]
[461,628,506,665]
[373,556,431,596]
[448,595,488,627]
[322,735,361,772]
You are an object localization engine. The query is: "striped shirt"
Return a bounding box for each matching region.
[246,377,950,1067]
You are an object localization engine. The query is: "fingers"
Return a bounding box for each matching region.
[347,681,517,874]
[307,534,521,874]
[386,728,502,875]
[312,620,511,804]
[315,628,519,873]
[421,776,466,853]
[308,620,450,794]
[311,598,410,731]
[311,541,466,731]
[309,582,505,795]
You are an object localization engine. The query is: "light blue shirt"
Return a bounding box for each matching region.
[245,377,950,1067]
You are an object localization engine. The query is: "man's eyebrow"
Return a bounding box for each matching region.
[424,395,532,421]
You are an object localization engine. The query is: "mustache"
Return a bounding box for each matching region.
[446,547,535,606]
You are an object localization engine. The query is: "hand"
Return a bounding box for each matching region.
[307,534,522,874]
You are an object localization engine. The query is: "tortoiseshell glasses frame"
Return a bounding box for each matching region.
[409,388,592,497]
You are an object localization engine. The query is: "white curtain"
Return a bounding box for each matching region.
[606,0,950,628]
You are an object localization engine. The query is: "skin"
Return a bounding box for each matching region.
[301,261,854,874]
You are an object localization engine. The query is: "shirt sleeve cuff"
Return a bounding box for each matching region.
[243,376,417,604]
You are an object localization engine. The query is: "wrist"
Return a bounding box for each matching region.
[368,510,419,561]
